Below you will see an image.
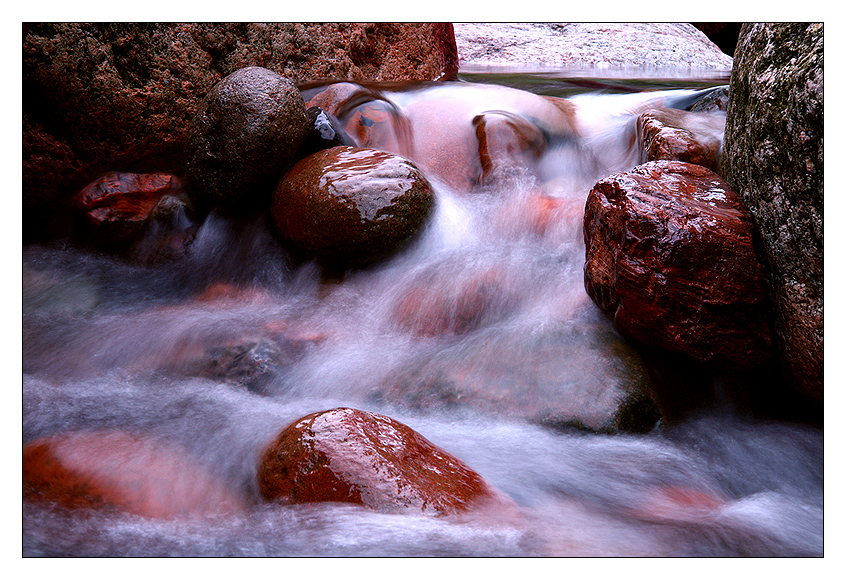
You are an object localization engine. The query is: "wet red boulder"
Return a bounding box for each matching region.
[636,107,725,172]
[272,146,435,268]
[583,160,772,368]
[23,430,247,518]
[258,407,506,516]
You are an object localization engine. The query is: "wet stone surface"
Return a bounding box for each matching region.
[583,160,772,368]
[272,146,435,269]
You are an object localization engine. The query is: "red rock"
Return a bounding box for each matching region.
[272,146,435,268]
[23,430,246,518]
[636,107,725,172]
[583,160,772,368]
[75,172,183,241]
[258,407,505,516]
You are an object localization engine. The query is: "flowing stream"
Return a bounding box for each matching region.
[22,71,823,557]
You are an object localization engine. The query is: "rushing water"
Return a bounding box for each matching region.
[22,71,824,557]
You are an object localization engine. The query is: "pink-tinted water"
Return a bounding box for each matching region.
[22,75,822,557]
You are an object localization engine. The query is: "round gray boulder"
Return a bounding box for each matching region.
[184,66,310,210]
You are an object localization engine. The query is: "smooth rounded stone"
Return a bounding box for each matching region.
[636,107,725,172]
[23,430,247,518]
[583,160,772,368]
[184,66,310,210]
[258,407,507,516]
[272,146,435,268]
[721,24,823,402]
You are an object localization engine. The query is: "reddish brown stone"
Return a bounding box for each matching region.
[583,160,772,368]
[23,430,247,518]
[75,172,183,239]
[637,108,725,172]
[258,408,504,516]
[272,146,434,268]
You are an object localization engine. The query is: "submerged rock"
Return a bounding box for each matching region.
[272,146,435,269]
[23,430,247,518]
[184,66,310,211]
[636,108,725,172]
[258,407,507,516]
[583,160,772,368]
[721,23,823,403]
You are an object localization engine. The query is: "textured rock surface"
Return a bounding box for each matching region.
[455,23,733,71]
[184,66,310,211]
[720,23,823,401]
[23,23,458,241]
[23,430,246,518]
[584,161,772,368]
[272,146,435,268]
[258,408,505,515]
[637,107,725,172]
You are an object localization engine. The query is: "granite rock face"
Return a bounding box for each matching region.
[720,23,823,401]
[23,23,458,241]
[455,23,733,71]
[583,161,772,369]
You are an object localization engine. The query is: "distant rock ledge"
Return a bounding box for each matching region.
[455,23,733,74]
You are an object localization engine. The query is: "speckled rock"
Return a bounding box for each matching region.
[258,407,506,515]
[184,66,310,211]
[272,146,435,268]
[720,23,823,402]
[584,160,772,368]
[455,23,733,71]
[23,430,247,518]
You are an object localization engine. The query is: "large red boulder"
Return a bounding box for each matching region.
[23,23,458,242]
[258,407,506,516]
[23,430,246,518]
[272,146,435,268]
[583,160,772,368]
